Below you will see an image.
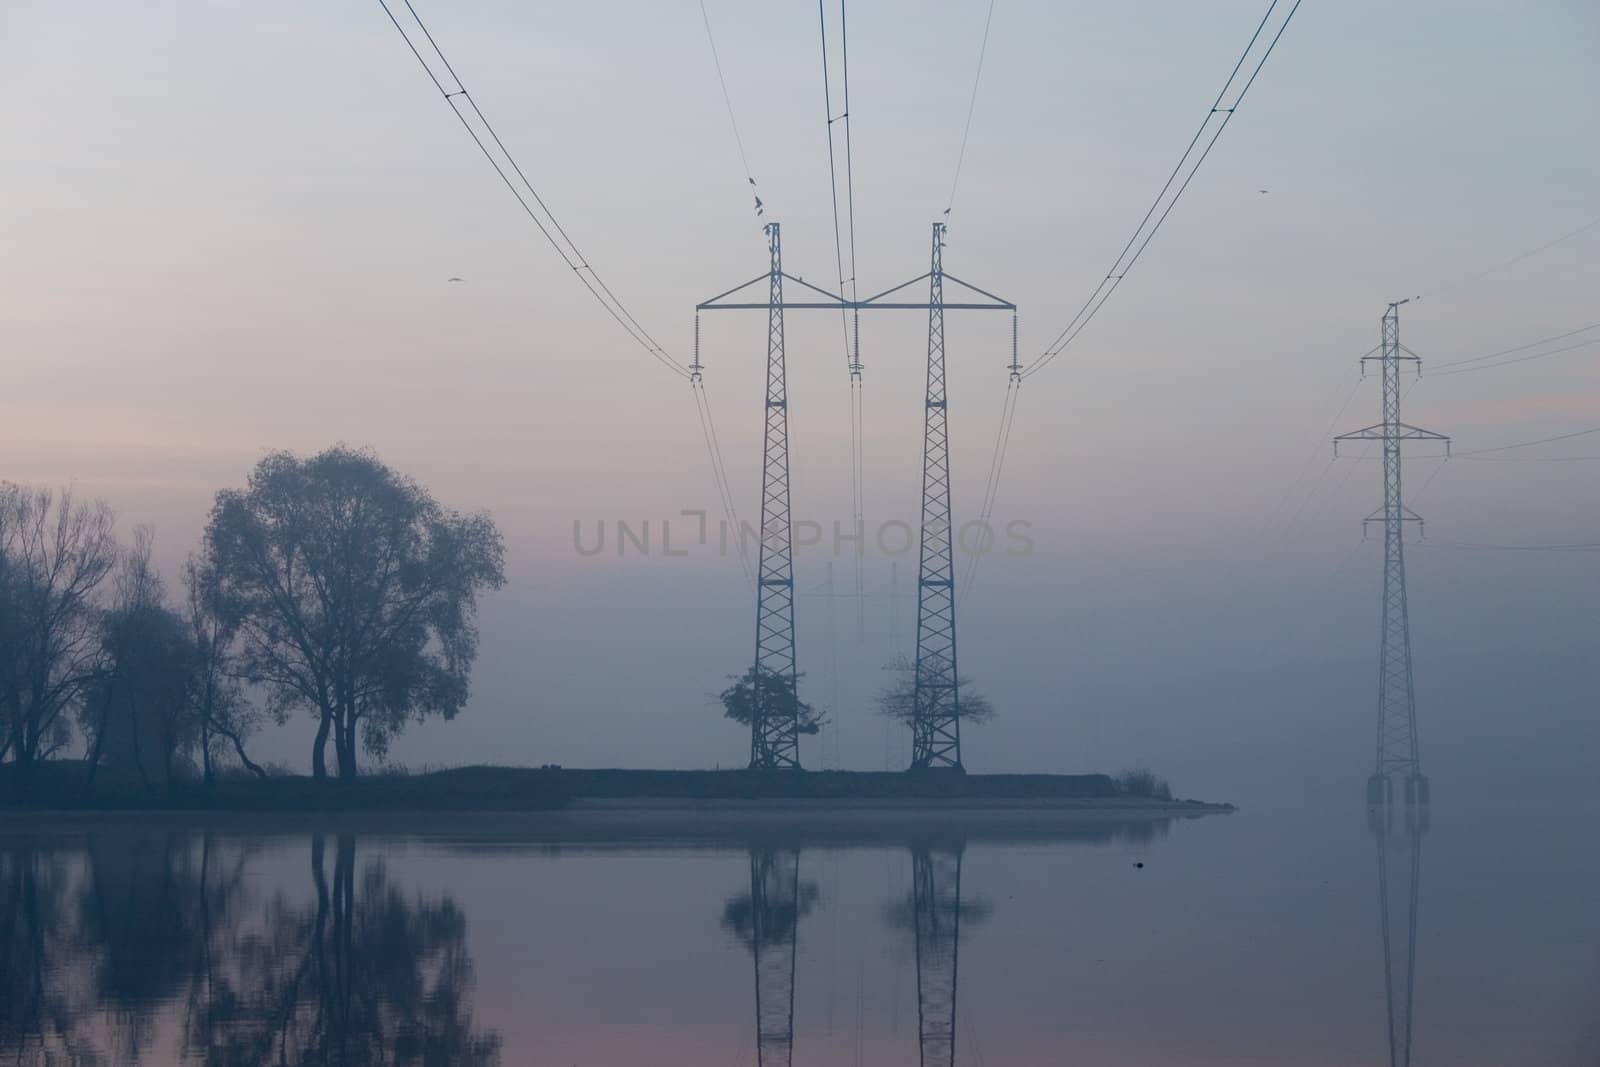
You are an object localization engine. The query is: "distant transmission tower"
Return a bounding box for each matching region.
[751,222,801,770]
[912,222,962,770]
[1336,300,1448,808]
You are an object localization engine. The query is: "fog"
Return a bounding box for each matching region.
[2,0,1597,809]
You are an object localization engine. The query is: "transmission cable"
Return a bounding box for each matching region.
[844,2,865,629]
[819,0,868,625]
[1430,334,1600,378]
[1024,0,1301,381]
[1430,321,1600,372]
[380,1,753,584]
[379,0,690,379]
[698,0,767,220]
[1455,425,1600,456]
[1415,539,1600,553]
[692,365,753,583]
[944,0,998,222]
[1417,211,1600,303]
[1258,368,1365,544]
[958,369,1019,599]
[964,0,1301,601]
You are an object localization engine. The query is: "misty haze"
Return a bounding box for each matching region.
[2,1,1597,1064]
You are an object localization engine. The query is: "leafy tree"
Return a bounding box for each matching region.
[82,528,199,790]
[720,849,820,949]
[205,447,505,780]
[0,485,118,785]
[191,836,501,1066]
[718,666,826,736]
[875,655,997,729]
[0,843,102,1063]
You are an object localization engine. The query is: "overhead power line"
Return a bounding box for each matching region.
[379,0,689,379]
[379,0,752,585]
[945,0,998,222]
[1430,321,1600,371]
[1430,334,1600,378]
[1455,425,1600,456]
[1455,454,1600,463]
[1023,0,1303,381]
[818,0,867,621]
[964,0,1301,604]
[1418,211,1600,302]
[698,0,766,219]
[1416,539,1600,553]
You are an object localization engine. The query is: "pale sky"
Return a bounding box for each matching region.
[2,0,1597,804]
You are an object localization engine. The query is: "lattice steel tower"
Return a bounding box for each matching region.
[912,222,962,770]
[697,221,1011,772]
[1337,300,1447,808]
[749,222,801,770]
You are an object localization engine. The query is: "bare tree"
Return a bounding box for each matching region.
[876,655,997,730]
[0,485,118,788]
[205,447,505,780]
[182,555,267,783]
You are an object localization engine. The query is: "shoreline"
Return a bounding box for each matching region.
[0,795,1233,847]
[0,766,1227,836]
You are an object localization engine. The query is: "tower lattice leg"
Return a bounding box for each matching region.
[751,222,801,770]
[911,222,962,770]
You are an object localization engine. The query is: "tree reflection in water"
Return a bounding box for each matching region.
[721,848,821,1067]
[0,831,500,1066]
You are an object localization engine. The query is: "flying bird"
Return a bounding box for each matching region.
[1258,188,1269,194]
[447,276,464,283]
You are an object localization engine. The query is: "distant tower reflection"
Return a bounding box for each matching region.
[912,846,963,1066]
[1370,801,1427,1067]
[884,840,991,1067]
[722,848,818,1067]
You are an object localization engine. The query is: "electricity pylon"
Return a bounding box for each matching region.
[697,223,1014,773]
[1336,300,1448,809]
[911,222,961,770]
[1370,799,1427,1067]
[750,222,800,770]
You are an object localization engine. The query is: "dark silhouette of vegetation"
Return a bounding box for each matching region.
[81,528,202,790]
[875,655,998,729]
[1116,768,1173,801]
[720,849,821,950]
[2,449,504,804]
[0,830,501,1065]
[183,554,268,783]
[718,665,826,735]
[205,446,506,780]
[0,485,118,789]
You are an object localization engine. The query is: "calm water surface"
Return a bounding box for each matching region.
[1,794,1595,1065]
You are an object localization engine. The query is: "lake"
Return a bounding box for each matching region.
[1,793,1595,1065]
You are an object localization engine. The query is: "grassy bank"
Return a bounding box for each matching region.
[0,763,1213,812]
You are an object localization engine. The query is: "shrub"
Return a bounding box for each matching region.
[1116,768,1172,801]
